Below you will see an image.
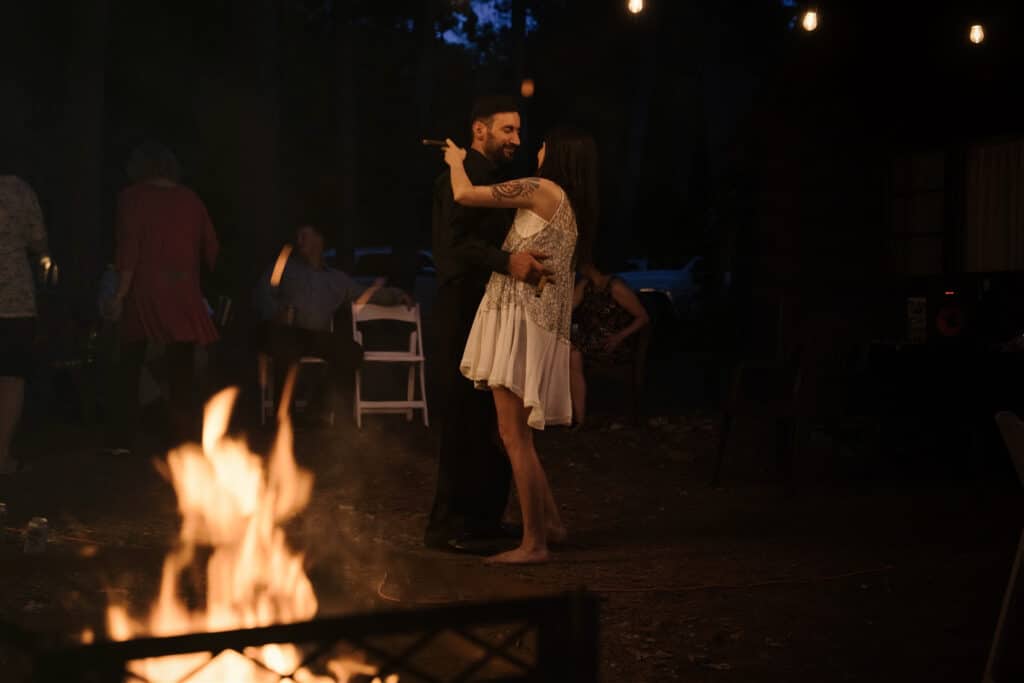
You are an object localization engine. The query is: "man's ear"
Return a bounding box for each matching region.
[471,120,487,142]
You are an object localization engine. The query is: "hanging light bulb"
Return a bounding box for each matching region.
[969,24,985,45]
[627,0,644,15]
[520,78,535,98]
[801,10,819,32]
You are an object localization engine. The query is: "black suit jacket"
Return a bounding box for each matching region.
[431,149,515,298]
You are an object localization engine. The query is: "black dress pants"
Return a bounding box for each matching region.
[258,322,363,416]
[425,283,511,543]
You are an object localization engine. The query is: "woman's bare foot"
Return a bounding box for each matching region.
[484,546,550,565]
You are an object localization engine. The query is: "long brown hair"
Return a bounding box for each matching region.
[537,127,599,267]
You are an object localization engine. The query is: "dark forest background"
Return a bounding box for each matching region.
[2,0,1024,341]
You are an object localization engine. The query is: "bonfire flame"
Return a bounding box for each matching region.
[106,370,393,683]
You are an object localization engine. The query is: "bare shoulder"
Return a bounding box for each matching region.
[608,275,628,290]
[609,276,638,297]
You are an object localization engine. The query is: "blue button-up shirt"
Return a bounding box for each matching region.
[254,255,404,331]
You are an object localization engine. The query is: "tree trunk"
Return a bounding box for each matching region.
[415,0,438,133]
[63,1,109,296]
[511,0,531,154]
[402,0,440,276]
[615,12,659,260]
[233,0,281,290]
[511,0,527,80]
[334,1,357,271]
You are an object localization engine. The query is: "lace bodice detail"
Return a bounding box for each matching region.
[480,191,578,340]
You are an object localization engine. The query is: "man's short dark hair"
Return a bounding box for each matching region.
[470,95,520,128]
[294,212,333,247]
[297,222,326,238]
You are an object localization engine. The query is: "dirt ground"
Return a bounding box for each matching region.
[0,368,1021,683]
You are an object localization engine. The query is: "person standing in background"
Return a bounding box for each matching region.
[569,259,650,429]
[107,141,219,452]
[0,175,52,474]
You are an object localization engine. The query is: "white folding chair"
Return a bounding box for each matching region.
[351,303,429,429]
[259,320,335,426]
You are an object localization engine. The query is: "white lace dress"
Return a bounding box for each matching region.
[460,190,577,429]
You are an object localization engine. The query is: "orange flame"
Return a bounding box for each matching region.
[104,370,393,682]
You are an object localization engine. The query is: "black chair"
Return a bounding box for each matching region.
[712,300,864,489]
[711,290,798,487]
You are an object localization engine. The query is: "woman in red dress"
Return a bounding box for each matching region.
[109,141,219,450]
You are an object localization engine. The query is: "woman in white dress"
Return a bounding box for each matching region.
[442,128,598,564]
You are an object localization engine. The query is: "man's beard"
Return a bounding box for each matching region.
[484,137,517,164]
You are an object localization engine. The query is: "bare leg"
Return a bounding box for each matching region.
[487,387,559,564]
[569,348,586,428]
[0,377,25,474]
[498,393,566,542]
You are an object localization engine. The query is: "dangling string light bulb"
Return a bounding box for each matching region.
[627,0,644,15]
[801,9,819,32]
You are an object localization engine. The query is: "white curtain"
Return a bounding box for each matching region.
[966,139,1024,272]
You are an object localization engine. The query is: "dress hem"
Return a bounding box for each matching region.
[459,373,572,431]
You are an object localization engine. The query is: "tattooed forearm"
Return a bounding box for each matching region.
[490,177,540,202]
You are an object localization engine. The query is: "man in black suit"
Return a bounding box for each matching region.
[425,95,549,553]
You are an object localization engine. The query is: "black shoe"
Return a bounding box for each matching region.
[447,531,518,556]
[424,527,518,555]
[424,533,457,551]
[468,522,522,541]
[424,524,458,549]
[423,535,484,555]
[497,521,523,539]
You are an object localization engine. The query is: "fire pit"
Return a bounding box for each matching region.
[19,374,599,682]
[32,591,599,682]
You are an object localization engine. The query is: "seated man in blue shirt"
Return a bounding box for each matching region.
[254,221,412,418]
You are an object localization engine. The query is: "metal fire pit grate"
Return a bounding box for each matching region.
[29,590,599,683]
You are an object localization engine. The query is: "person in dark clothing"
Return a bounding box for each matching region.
[424,95,550,553]
[570,261,650,429]
[253,222,410,419]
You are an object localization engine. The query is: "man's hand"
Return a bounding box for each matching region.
[508,251,551,284]
[442,138,467,167]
